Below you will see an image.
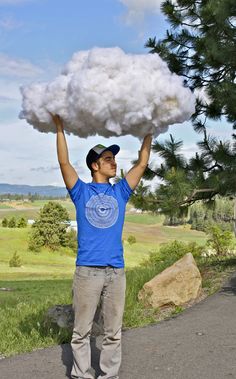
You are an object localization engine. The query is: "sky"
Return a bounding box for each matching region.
[0,0,233,187]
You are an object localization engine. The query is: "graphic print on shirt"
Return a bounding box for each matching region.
[85,194,119,228]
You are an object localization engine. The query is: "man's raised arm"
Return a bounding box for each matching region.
[125,134,152,190]
[51,114,78,190]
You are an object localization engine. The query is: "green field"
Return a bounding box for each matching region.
[0,227,75,280]
[0,212,207,278]
[0,203,211,356]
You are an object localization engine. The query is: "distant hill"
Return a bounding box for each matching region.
[0,183,67,197]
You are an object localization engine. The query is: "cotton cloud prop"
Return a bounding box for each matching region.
[19,47,195,139]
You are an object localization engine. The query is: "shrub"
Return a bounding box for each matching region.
[206,224,235,256]
[65,229,77,254]
[2,217,8,227]
[8,217,16,228]
[141,240,204,270]
[17,217,27,228]
[127,235,136,245]
[9,251,22,267]
[28,228,44,252]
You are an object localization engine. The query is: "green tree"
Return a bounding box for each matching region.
[130,180,153,212]
[142,0,236,226]
[9,251,22,267]
[28,201,70,251]
[2,217,8,227]
[28,228,44,252]
[8,217,16,228]
[65,229,78,254]
[17,217,27,228]
[146,0,236,126]
[127,235,136,245]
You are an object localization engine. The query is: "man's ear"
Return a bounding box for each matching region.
[91,161,99,172]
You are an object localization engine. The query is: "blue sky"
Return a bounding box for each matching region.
[0,0,232,186]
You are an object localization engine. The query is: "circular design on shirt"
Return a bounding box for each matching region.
[85,194,119,228]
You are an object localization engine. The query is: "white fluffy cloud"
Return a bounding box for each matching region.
[20,47,195,139]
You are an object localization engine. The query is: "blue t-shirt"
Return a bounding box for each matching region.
[67,178,133,268]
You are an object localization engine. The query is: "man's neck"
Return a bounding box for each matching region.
[92,175,110,184]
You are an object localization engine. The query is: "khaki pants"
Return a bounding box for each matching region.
[71,266,126,379]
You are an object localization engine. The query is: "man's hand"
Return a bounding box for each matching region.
[49,112,64,131]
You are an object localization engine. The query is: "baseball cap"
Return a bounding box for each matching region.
[86,144,120,170]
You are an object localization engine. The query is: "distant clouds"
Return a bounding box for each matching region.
[0,15,23,30]
[31,165,59,173]
[119,0,163,24]
[0,53,44,77]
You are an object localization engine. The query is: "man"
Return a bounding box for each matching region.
[52,114,152,379]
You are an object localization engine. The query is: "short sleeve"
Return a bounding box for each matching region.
[116,178,133,203]
[67,178,85,203]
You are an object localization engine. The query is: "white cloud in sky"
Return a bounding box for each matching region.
[0,78,22,101]
[0,53,60,111]
[0,53,44,77]
[0,115,141,186]
[0,15,22,30]
[119,0,163,24]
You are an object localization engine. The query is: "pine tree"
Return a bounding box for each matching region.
[8,217,16,228]
[142,0,236,225]
[2,217,8,227]
[146,0,236,125]
[17,217,27,228]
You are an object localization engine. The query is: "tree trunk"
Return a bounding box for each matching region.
[234,197,236,237]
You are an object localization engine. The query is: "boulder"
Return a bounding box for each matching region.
[45,304,103,336]
[138,253,202,308]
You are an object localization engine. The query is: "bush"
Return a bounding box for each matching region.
[8,217,16,228]
[127,235,136,245]
[206,225,235,256]
[2,217,8,227]
[28,228,44,252]
[65,229,77,254]
[9,251,22,267]
[141,240,204,270]
[17,217,27,228]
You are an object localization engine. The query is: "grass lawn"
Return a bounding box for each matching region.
[0,227,75,280]
[0,209,221,357]
[125,213,164,224]
[0,279,73,356]
[0,218,207,278]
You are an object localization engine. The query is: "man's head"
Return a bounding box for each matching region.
[86,144,120,179]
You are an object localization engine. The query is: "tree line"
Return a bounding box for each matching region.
[2,217,27,228]
[0,193,68,201]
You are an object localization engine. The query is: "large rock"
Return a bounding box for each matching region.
[138,253,202,308]
[45,304,103,336]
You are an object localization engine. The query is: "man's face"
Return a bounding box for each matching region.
[94,150,117,178]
